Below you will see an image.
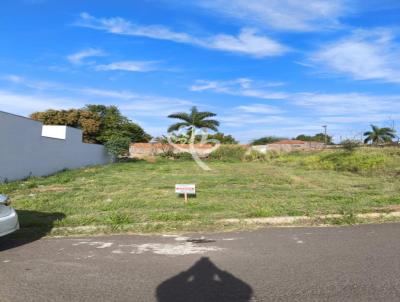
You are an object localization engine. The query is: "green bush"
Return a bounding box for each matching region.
[104,136,131,157]
[176,152,196,160]
[280,149,391,173]
[209,145,248,161]
[159,150,194,160]
[251,136,286,145]
[341,139,360,152]
[243,150,268,162]
[324,151,386,172]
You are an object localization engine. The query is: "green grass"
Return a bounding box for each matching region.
[2,147,400,235]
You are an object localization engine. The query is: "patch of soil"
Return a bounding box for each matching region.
[373,205,400,213]
[32,186,70,193]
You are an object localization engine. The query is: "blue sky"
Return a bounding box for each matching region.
[1,0,400,142]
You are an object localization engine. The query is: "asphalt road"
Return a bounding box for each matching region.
[1,223,400,301]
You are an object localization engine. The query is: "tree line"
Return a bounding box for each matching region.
[31,105,398,156]
[30,105,151,156]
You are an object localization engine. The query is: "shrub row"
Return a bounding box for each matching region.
[278,148,400,173]
[157,145,400,174]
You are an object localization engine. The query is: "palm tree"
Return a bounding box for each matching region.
[363,125,396,145]
[167,107,220,171]
[167,106,219,134]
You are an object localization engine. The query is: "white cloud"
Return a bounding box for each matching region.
[75,13,287,57]
[2,74,24,84]
[94,61,158,72]
[67,48,105,65]
[119,99,194,117]
[309,29,400,83]
[228,124,326,140]
[293,92,400,116]
[191,78,400,120]
[0,90,83,115]
[80,88,138,100]
[190,78,288,99]
[203,28,288,57]
[80,88,196,117]
[318,114,400,124]
[191,77,400,132]
[1,74,62,90]
[0,74,197,121]
[4,74,400,142]
[195,0,348,31]
[236,103,283,114]
[220,114,288,126]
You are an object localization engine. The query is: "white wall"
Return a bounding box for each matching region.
[0,111,113,182]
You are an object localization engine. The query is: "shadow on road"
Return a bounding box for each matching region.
[156,257,253,302]
[0,210,65,251]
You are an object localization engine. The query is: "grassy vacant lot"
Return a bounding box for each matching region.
[2,147,400,235]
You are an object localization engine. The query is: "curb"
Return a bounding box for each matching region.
[28,211,400,237]
[220,211,400,225]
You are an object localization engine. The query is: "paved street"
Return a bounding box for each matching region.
[1,223,400,301]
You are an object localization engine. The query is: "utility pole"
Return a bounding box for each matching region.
[322,125,327,146]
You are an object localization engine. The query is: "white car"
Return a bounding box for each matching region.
[0,195,19,237]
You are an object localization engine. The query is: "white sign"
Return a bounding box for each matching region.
[175,184,196,195]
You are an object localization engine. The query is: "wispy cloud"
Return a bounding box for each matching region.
[67,48,106,65]
[4,73,400,142]
[309,28,400,83]
[79,88,138,100]
[219,114,288,126]
[80,88,196,117]
[190,78,288,99]
[190,77,400,128]
[94,60,158,72]
[236,103,284,114]
[293,92,400,117]
[195,0,348,31]
[75,13,288,57]
[1,75,197,120]
[0,90,83,115]
[1,74,62,90]
[2,74,24,84]
[318,114,400,124]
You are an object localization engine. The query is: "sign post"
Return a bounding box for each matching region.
[175,184,196,204]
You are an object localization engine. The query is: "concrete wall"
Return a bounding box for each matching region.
[0,111,112,182]
[251,141,325,153]
[130,143,214,158]
[251,145,268,154]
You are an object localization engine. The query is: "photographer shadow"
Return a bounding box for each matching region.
[156,257,253,302]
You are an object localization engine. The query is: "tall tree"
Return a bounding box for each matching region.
[203,133,238,144]
[296,133,332,144]
[167,106,219,134]
[30,105,151,148]
[30,109,101,143]
[165,132,238,144]
[363,125,396,144]
[85,105,151,143]
[251,136,286,145]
